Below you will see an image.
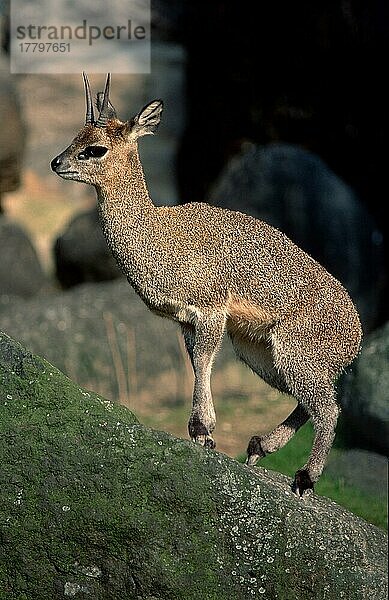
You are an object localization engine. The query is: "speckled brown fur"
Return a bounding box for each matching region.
[51,75,362,496]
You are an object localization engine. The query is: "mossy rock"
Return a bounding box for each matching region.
[0,332,387,599]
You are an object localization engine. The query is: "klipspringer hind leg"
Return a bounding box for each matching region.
[246,384,338,497]
[246,403,309,465]
[229,333,309,464]
[229,329,338,496]
[181,312,226,449]
[290,380,339,496]
[270,321,341,496]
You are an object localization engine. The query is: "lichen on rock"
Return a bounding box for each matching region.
[0,332,387,599]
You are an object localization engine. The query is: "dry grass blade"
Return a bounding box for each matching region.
[103,311,129,405]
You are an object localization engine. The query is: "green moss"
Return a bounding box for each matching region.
[0,333,387,599]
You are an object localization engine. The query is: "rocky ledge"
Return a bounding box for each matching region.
[0,332,387,599]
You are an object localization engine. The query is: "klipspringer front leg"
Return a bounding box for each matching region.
[181,313,226,449]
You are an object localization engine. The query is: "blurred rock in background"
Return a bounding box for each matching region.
[54,209,122,288]
[0,216,47,297]
[340,320,389,456]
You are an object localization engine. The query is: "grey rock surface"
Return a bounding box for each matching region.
[0,331,387,599]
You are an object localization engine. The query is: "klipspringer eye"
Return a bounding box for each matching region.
[78,146,108,160]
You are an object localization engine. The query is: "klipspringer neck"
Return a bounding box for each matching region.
[96,146,156,223]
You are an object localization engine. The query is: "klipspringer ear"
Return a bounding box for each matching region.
[128,100,164,140]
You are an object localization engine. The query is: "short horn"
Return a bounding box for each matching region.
[83,72,94,125]
[95,73,111,128]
